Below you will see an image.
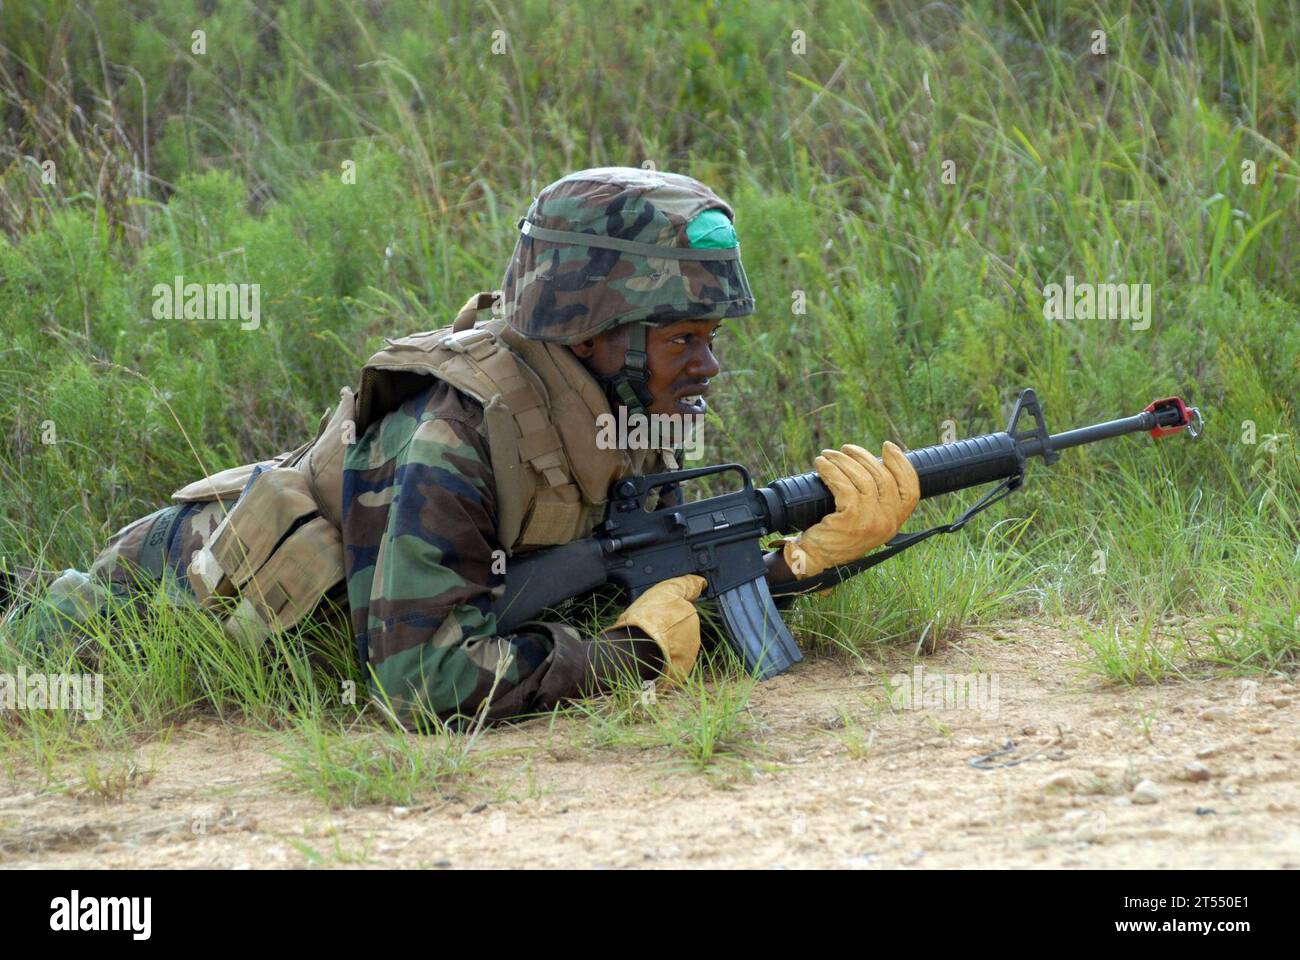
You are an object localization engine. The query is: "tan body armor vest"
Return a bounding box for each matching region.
[171,292,672,644]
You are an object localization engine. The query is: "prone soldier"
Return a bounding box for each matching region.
[9,167,920,727]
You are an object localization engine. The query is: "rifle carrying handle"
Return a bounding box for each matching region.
[761,433,1024,533]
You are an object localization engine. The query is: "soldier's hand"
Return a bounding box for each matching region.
[606,574,707,681]
[781,442,920,578]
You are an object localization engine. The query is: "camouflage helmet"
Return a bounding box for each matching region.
[500,167,755,344]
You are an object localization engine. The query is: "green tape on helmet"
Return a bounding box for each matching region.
[685,208,738,249]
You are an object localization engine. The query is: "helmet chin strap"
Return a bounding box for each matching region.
[594,321,655,416]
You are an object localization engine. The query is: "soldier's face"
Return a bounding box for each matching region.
[573,318,722,416]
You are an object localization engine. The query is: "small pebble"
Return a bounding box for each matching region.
[1199,707,1230,722]
[1041,771,1077,791]
[1183,761,1212,782]
[1132,779,1162,804]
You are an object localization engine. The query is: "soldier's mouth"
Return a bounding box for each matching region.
[676,393,708,415]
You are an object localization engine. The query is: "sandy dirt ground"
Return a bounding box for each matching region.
[2,619,1297,869]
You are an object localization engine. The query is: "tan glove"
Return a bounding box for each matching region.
[606,574,708,680]
[781,442,920,578]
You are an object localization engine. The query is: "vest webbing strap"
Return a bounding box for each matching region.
[516,426,564,462]
[453,291,500,331]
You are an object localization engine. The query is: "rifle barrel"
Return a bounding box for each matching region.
[1020,411,1156,458]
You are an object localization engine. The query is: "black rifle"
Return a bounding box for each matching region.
[490,389,1202,679]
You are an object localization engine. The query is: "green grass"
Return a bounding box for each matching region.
[0,0,1297,782]
[789,513,1055,657]
[0,570,362,788]
[1073,611,1195,686]
[559,643,764,776]
[286,833,377,867]
[276,715,484,808]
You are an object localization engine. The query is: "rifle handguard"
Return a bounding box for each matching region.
[763,432,1025,532]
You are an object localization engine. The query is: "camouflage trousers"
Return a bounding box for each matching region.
[88,500,228,593]
[3,501,227,660]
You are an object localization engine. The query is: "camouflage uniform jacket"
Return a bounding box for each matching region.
[343,376,601,727]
